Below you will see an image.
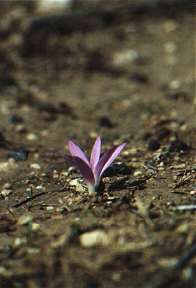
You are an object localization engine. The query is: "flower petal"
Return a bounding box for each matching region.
[72,156,95,185]
[97,143,126,178]
[90,136,101,171]
[68,140,90,166]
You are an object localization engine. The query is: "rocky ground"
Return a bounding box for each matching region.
[0,1,195,288]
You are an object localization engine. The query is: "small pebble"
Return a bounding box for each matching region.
[35,185,45,191]
[0,188,12,198]
[27,248,40,254]
[46,206,54,211]
[112,272,121,282]
[0,267,7,275]
[27,133,38,141]
[123,147,137,156]
[26,187,32,193]
[163,20,177,33]
[30,163,41,170]
[190,190,196,196]
[80,230,109,247]
[164,42,176,53]
[14,237,27,247]
[113,49,139,66]
[3,183,12,189]
[182,268,193,280]
[69,179,80,186]
[53,170,59,178]
[31,223,40,231]
[69,179,85,193]
[0,159,17,172]
[134,170,142,177]
[41,130,49,136]
[89,131,98,138]
[37,0,72,13]
[169,80,181,89]
[17,215,32,226]
[15,124,26,133]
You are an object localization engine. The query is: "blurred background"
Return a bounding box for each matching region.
[0,0,194,148]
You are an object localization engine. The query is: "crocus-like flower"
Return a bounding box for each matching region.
[65,137,126,194]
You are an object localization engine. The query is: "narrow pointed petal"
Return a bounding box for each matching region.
[68,140,90,166]
[90,136,101,170]
[97,143,126,178]
[72,156,95,185]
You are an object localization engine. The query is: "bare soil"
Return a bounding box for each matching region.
[0,2,195,288]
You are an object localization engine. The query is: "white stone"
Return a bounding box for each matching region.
[30,163,41,170]
[14,237,27,247]
[113,49,138,66]
[80,230,109,247]
[37,0,72,13]
[0,189,12,197]
[133,170,142,177]
[27,133,38,141]
[0,159,17,172]
[17,215,32,225]
[46,206,54,211]
[69,179,86,193]
[32,223,40,231]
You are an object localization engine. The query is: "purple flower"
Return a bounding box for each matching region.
[65,137,126,194]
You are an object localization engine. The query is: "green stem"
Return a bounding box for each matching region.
[87,184,96,195]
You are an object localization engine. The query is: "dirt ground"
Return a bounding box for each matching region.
[0,1,195,288]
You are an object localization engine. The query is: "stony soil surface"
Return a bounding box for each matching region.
[0,2,195,288]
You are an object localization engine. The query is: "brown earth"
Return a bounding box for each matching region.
[0,1,195,288]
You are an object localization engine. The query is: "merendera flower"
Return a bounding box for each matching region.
[65,136,126,194]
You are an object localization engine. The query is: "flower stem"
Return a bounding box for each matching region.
[87,184,97,195]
